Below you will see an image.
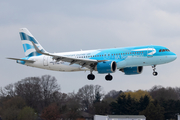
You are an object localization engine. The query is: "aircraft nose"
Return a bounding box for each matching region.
[173,54,177,60]
[171,52,177,61]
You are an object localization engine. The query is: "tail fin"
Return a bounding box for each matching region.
[19,28,46,57]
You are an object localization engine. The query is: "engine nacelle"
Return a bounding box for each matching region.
[95,61,117,74]
[121,66,143,75]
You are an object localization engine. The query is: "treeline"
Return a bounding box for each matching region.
[0,75,180,120]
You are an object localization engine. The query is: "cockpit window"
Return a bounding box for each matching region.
[159,49,170,52]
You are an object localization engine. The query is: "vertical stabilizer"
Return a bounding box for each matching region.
[19,28,46,57]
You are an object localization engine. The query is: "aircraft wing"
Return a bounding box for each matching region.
[31,42,106,69]
[7,58,35,63]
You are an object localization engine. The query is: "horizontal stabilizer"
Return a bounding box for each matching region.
[7,58,35,63]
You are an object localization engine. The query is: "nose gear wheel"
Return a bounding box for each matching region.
[152,65,158,76]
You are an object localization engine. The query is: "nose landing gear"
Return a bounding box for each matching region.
[152,65,158,76]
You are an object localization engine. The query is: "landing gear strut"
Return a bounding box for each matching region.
[87,70,95,80]
[152,65,158,76]
[105,74,113,81]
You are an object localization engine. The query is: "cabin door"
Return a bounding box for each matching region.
[43,56,48,66]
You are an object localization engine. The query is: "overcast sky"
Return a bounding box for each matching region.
[0,0,180,93]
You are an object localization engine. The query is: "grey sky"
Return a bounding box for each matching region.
[0,0,180,93]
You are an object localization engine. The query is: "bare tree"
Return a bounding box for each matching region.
[0,84,15,97]
[40,75,61,107]
[0,75,61,112]
[77,85,104,112]
[14,77,42,112]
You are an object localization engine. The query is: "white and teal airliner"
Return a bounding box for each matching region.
[8,28,177,81]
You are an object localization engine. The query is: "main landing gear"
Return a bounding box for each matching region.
[87,74,95,80]
[87,71,113,81]
[152,65,158,76]
[87,70,95,80]
[105,74,113,81]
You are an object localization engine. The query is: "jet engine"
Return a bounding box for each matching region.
[95,61,117,74]
[120,66,143,75]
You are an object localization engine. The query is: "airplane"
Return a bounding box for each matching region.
[8,28,177,81]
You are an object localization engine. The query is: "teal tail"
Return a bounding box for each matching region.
[19,28,46,57]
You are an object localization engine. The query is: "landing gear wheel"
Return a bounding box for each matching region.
[105,74,113,81]
[87,74,95,80]
[153,72,158,76]
[152,65,158,76]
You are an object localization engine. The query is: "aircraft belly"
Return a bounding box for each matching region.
[124,56,168,67]
[135,56,169,66]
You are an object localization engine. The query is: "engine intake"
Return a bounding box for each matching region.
[95,61,117,74]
